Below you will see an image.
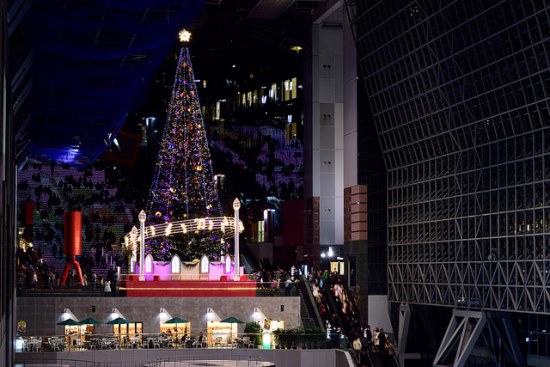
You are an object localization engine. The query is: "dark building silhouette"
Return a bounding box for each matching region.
[351,0,550,365]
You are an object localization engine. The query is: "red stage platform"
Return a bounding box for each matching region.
[123,279,257,297]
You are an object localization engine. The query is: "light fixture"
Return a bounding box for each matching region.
[206,308,220,322]
[252,307,267,322]
[60,308,78,323]
[159,308,172,322]
[110,308,127,321]
[138,210,146,223]
[328,246,334,258]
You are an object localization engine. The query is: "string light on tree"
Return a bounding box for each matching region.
[145,35,223,261]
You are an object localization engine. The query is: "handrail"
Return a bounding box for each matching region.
[16,331,350,352]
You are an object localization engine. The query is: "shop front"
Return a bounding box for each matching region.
[112,322,143,346]
[207,320,237,347]
[161,317,190,344]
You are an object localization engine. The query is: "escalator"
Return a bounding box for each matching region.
[321,285,352,336]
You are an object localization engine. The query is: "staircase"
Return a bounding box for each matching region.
[256,278,324,331]
[18,286,103,297]
[17,162,133,289]
[299,292,318,329]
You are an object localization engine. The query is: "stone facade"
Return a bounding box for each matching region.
[16,296,301,337]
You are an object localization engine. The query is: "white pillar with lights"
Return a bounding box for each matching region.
[129,226,138,273]
[138,210,146,281]
[233,198,241,280]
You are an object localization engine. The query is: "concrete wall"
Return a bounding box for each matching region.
[367,295,392,334]
[16,297,301,337]
[16,348,353,367]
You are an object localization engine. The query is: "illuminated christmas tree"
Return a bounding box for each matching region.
[146,35,224,261]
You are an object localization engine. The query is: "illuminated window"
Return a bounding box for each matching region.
[270,83,277,101]
[252,90,258,104]
[283,78,297,101]
[225,255,231,273]
[145,255,153,273]
[257,221,264,242]
[215,101,221,120]
[291,77,297,99]
[171,255,181,273]
[200,255,209,273]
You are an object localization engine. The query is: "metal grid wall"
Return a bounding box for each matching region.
[352,0,550,313]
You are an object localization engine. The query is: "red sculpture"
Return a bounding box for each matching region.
[61,212,85,286]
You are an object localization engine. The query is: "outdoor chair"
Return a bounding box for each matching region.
[48,338,62,351]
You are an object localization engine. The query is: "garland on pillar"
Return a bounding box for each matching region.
[146,46,225,261]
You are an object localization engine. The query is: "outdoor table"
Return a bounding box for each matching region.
[158,337,171,348]
[146,337,160,348]
[25,338,42,352]
[129,336,140,348]
[89,338,100,349]
[48,337,65,351]
[102,338,116,349]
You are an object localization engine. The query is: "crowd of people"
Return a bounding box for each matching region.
[16,161,137,292]
[306,269,395,367]
[352,325,395,367]
[16,160,394,364]
[251,265,302,296]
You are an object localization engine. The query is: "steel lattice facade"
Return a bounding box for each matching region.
[353,0,550,316]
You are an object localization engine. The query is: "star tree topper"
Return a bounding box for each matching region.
[179,29,191,43]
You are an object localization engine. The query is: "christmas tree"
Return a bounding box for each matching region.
[146,41,225,261]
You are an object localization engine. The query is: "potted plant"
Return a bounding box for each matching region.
[304,327,324,349]
[272,329,283,349]
[244,322,261,347]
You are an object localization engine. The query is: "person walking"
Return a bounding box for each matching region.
[104,279,111,296]
[363,325,373,349]
[352,335,363,363]
[378,328,387,354]
[373,328,380,351]
[284,276,293,296]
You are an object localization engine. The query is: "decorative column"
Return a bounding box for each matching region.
[138,210,146,281]
[233,198,241,280]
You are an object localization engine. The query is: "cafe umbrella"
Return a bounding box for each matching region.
[79,317,102,325]
[106,317,130,325]
[106,317,131,348]
[220,316,244,342]
[57,318,81,326]
[57,318,81,349]
[163,316,188,339]
[79,317,102,338]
